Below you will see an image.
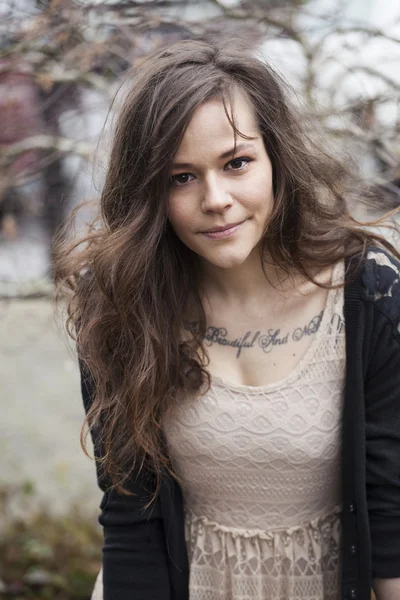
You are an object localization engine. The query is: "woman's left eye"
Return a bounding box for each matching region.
[226,157,252,171]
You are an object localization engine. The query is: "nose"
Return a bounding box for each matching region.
[201,174,233,213]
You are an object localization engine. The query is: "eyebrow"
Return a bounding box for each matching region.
[171,142,258,170]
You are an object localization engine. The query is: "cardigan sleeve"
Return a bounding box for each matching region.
[80,360,171,600]
[364,310,400,579]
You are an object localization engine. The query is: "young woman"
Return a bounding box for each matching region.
[55,39,400,600]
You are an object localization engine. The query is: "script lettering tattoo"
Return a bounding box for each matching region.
[204,327,260,359]
[329,312,345,334]
[258,329,289,354]
[185,311,328,359]
[184,322,260,358]
[292,311,323,342]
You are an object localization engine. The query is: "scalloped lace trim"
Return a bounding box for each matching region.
[185,507,341,600]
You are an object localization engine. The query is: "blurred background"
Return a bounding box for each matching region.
[0,0,399,597]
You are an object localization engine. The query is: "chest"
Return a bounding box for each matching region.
[164,299,346,528]
[203,285,343,387]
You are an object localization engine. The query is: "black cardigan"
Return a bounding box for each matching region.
[80,248,400,600]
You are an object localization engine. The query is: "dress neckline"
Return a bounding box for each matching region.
[210,261,344,393]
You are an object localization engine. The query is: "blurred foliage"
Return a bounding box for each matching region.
[0,481,101,599]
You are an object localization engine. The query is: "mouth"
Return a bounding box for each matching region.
[200,220,247,240]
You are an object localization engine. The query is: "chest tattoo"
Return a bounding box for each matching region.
[185,310,343,359]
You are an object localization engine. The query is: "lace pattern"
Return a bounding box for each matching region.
[91,569,102,600]
[365,249,400,301]
[185,508,341,600]
[363,249,400,335]
[163,261,345,599]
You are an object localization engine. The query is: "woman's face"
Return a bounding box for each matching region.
[168,89,274,271]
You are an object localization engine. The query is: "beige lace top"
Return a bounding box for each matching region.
[163,262,346,600]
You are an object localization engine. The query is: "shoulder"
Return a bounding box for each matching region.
[355,246,400,334]
[362,247,400,301]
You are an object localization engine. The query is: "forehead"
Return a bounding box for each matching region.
[174,89,260,159]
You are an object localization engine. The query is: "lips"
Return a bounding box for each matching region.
[200,220,246,240]
[201,220,244,234]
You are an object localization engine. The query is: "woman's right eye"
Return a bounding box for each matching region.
[170,173,195,187]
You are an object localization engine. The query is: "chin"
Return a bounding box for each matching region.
[203,251,251,270]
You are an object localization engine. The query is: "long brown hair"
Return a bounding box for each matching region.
[54,38,399,502]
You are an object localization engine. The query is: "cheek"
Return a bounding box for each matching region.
[168,201,194,236]
[256,172,274,214]
[242,165,273,207]
[240,185,273,218]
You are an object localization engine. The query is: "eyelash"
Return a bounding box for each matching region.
[170,156,253,187]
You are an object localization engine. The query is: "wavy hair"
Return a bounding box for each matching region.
[54,38,399,503]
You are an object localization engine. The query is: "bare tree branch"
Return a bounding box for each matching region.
[0,135,95,162]
[0,0,399,246]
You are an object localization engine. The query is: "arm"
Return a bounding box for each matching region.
[80,361,171,600]
[365,312,400,599]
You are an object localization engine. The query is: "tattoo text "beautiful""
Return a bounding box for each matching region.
[185,312,324,359]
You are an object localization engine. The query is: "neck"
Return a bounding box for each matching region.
[199,250,292,309]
